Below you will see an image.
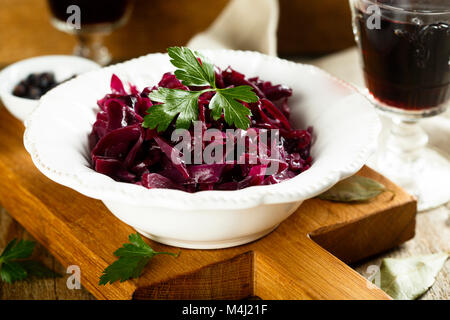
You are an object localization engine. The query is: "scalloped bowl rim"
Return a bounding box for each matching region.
[23,50,381,211]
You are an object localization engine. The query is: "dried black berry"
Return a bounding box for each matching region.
[12,81,28,97]
[28,87,42,100]
[12,72,75,100]
[26,73,39,86]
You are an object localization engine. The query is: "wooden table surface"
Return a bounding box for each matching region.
[0,49,449,300]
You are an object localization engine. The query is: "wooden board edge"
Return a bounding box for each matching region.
[133,251,255,300]
[309,199,417,264]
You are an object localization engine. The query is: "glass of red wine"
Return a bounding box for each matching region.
[47,0,134,65]
[350,0,450,210]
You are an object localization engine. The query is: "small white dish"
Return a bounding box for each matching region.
[0,55,100,123]
[24,50,381,249]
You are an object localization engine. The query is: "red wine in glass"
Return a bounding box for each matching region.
[354,7,450,111]
[47,0,133,65]
[350,0,450,211]
[48,0,132,29]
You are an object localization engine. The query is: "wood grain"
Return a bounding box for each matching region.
[0,104,417,300]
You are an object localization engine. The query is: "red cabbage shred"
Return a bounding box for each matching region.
[89,68,313,192]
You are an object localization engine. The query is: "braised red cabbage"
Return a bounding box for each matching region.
[89,67,313,192]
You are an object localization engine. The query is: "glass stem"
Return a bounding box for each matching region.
[385,118,428,163]
[375,116,450,211]
[73,33,111,66]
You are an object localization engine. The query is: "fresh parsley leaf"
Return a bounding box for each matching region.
[168,46,216,87]
[0,238,60,284]
[114,233,159,258]
[144,88,205,132]
[0,239,34,261]
[143,47,259,132]
[99,233,179,285]
[0,261,28,283]
[210,86,258,129]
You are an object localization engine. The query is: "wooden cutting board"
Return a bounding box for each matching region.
[0,106,416,300]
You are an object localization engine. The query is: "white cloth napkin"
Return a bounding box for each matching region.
[187,0,279,56]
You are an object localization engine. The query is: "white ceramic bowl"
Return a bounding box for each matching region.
[0,55,100,123]
[24,50,381,249]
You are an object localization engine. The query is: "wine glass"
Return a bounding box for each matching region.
[47,0,134,66]
[349,0,450,211]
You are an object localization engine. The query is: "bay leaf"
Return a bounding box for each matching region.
[376,253,449,300]
[318,175,387,202]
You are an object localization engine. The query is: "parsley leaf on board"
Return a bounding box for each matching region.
[99,233,179,285]
[0,239,34,261]
[0,239,61,284]
[143,47,258,131]
[1,261,28,283]
[168,46,216,87]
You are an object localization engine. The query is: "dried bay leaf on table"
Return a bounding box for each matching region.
[376,253,449,300]
[318,175,388,202]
